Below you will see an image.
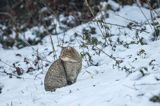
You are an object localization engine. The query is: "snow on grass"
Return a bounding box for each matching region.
[0,5,160,106]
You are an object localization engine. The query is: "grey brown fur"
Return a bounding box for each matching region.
[60,47,82,84]
[44,47,82,91]
[44,59,67,91]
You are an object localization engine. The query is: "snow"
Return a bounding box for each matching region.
[0,4,160,106]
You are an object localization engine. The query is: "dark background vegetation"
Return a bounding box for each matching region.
[0,0,160,49]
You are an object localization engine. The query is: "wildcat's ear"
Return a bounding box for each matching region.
[58,44,64,49]
[59,45,65,49]
[62,46,65,49]
[67,46,72,50]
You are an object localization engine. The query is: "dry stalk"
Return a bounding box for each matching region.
[85,0,109,44]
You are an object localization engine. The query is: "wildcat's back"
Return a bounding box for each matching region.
[44,59,67,91]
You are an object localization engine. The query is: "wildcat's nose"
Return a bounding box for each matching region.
[67,81,73,85]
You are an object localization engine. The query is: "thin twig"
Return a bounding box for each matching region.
[134,82,160,86]
[0,71,22,79]
[85,0,109,44]
[123,84,139,90]
[93,20,150,33]
[145,0,159,16]
[49,34,55,53]
[94,46,117,62]
[112,12,138,24]
[0,59,14,69]
[136,2,153,29]
[41,15,56,58]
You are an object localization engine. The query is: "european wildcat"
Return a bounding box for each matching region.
[44,47,82,91]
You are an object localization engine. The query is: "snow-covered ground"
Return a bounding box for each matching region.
[0,4,160,106]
